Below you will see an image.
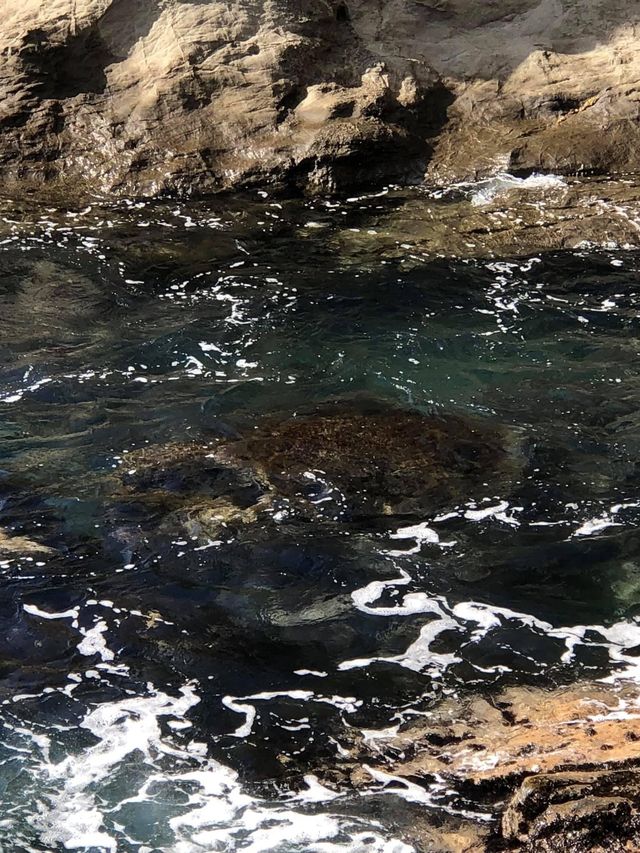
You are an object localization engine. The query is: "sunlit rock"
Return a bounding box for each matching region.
[2,1,640,197]
[345,679,640,851]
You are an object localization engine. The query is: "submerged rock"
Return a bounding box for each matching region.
[0,529,55,558]
[220,402,518,517]
[118,398,522,534]
[333,176,640,262]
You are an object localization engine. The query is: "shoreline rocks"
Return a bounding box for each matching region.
[2,1,640,198]
[341,679,640,852]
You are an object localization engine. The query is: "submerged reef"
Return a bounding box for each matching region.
[116,397,523,535]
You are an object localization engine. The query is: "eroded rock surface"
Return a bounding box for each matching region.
[2,1,640,196]
[355,681,640,785]
[345,679,640,852]
[371,0,640,182]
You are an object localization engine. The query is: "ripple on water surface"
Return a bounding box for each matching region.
[2,184,640,850]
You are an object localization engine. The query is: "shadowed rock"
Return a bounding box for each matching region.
[503,769,640,851]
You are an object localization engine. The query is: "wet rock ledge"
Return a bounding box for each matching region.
[2,0,640,197]
[343,679,640,852]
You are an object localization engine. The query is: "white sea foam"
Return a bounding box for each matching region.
[468,172,567,206]
[17,583,416,850]
[20,678,417,853]
[342,565,640,683]
[386,521,456,555]
[23,604,79,624]
[573,514,623,537]
[222,689,362,740]
[31,683,202,851]
[77,619,115,662]
[1,374,52,404]
[464,500,510,521]
[4,621,414,853]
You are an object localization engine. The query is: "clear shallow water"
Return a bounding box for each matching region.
[2,186,640,850]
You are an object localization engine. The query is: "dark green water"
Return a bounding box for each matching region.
[2,184,640,851]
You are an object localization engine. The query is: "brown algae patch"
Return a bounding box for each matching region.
[118,399,523,532]
[226,403,518,519]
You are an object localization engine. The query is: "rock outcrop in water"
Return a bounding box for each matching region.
[2,0,640,196]
[342,679,640,852]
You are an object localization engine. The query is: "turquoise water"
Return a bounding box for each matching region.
[2,186,640,850]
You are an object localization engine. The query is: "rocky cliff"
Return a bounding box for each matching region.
[1,0,639,197]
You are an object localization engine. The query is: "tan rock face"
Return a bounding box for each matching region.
[1,0,640,197]
[346,679,640,852]
[0,0,439,196]
[360,681,640,786]
[349,0,640,180]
